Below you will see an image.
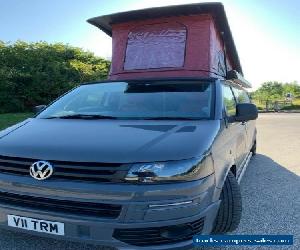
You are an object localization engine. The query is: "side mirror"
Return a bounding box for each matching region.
[34,105,47,114]
[235,103,258,122]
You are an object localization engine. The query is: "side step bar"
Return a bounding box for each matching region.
[237,152,253,184]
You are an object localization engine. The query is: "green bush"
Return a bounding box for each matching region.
[0,41,110,113]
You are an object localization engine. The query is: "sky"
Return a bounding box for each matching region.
[0,0,299,89]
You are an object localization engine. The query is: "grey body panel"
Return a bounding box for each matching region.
[0,119,219,163]
[245,120,256,151]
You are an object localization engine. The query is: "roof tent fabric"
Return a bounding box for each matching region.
[88,2,243,80]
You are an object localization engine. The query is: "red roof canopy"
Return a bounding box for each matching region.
[88,2,243,80]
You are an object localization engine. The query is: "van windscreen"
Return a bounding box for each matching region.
[38,81,213,120]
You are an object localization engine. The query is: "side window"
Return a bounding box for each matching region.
[232,87,250,103]
[222,85,236,116]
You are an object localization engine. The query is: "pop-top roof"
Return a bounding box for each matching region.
[87,2,243,75]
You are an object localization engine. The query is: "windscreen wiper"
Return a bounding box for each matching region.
[45,114,118,120]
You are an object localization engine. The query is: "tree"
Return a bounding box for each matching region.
[252,82,281,102]
[0,41,110,113]
[282,81,300,98]
[252,81,300,102]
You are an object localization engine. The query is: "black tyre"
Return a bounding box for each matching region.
[212,171,242,233]
[251,140,256,155]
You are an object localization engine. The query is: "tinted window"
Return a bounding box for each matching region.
[223,85,236,116]
[38,81,213,120]
[232,87,250,103]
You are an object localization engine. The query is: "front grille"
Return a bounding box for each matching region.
[0,155,130,182]
[0,191,121,218]
[113,217,205,246]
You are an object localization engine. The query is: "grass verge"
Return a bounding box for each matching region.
[0,113,33,130]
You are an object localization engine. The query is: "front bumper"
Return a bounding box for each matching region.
[0,173,220,250]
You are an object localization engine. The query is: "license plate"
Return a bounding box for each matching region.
[7,215,65,236]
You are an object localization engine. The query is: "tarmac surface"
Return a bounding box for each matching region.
[0,113,299,250]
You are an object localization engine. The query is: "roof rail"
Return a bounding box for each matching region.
[226,70,252,88]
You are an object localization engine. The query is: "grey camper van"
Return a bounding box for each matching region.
[0,3,257,250]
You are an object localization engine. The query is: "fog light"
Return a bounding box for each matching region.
[160,224,193,239]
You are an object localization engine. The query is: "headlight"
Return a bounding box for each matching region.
[125,154,214,183]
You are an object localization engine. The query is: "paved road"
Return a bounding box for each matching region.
[0,113,299,250]
[202,113,299,250]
